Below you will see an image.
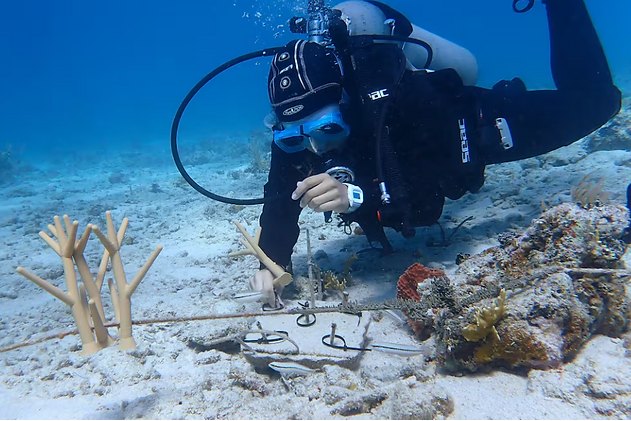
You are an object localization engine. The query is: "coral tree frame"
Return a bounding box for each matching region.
[16,212,163,355]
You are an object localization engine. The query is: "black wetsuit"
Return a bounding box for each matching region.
[259,0,621,269]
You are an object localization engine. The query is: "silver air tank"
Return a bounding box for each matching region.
[333,1,479,85]
[403,25,478,86]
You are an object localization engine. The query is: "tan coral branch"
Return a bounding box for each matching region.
[15,267,74,306]
[229,221,292,288]
[92,211,162,350]
[73,223,110,327]
[462,289,507,342]
[17,215,101,355]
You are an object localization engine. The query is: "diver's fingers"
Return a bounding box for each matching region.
[250,269,269,290]
[274,285,285,308]
[313,198,347,213]
[260,272,276,306]
[263,283,275,307]
[292,173,330,201]
[308,189,341,211]
[250,269,275,306]
[258,273,276,307]
[300,181,335,209]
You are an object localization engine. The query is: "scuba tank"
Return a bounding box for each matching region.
[403,24,478,85]
[333,1,479,85]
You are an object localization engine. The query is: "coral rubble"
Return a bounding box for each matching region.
[398,203,631,372]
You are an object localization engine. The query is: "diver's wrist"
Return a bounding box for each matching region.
[342,183,363,213]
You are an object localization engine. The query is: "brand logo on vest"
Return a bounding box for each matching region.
[459,119,471,163]
[369,89,389,101]
[283,105,304,116]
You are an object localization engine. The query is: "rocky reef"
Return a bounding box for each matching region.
[398,203,631,372]
[586,105,631,153]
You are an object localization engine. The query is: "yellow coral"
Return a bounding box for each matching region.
[323,271,347,291]
[344,253,358,272]
[462,289,507,342]
[322,254,357,292]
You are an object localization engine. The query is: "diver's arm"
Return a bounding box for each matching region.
[476,0,621,164]
[258,142,304,269]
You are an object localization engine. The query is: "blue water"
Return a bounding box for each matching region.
[0,0,629,167]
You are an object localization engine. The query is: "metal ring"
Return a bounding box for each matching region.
[322,334,348,350]
[296,314,317,327]
[322,334,371,352]
[242,330,289,344]
[262,302,285,312]
[513,0,535,13]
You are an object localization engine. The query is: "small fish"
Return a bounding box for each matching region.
[369,342,429,356]
[232,290,265,303]
[268,361,319,376]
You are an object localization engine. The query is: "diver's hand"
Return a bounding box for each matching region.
[292,173,350,213]
[249,269,283,307]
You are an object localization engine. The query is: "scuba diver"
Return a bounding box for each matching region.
[245,0,622,307]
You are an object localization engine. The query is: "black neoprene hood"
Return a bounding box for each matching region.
[268,39,343,123]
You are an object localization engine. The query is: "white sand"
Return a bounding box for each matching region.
[1,103,630,419]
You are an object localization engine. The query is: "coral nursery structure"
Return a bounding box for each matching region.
[16,212,163,354]
[398,203,631,371]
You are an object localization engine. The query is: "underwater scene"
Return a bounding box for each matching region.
[1,0,631,419]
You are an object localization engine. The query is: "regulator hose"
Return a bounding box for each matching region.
[513,0,535,13]
[170,47,284,205]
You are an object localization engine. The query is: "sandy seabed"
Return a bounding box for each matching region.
[1,103,631,419]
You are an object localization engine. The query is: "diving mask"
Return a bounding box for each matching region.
[272,106,350,155]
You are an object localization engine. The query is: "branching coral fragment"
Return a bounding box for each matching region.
[461,289,507,342]
[92,211,163,350]
[17,215,107,354]
[229,221,292,289]
[323,271,347,291]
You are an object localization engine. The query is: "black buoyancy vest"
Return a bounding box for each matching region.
[391,68,486,201]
